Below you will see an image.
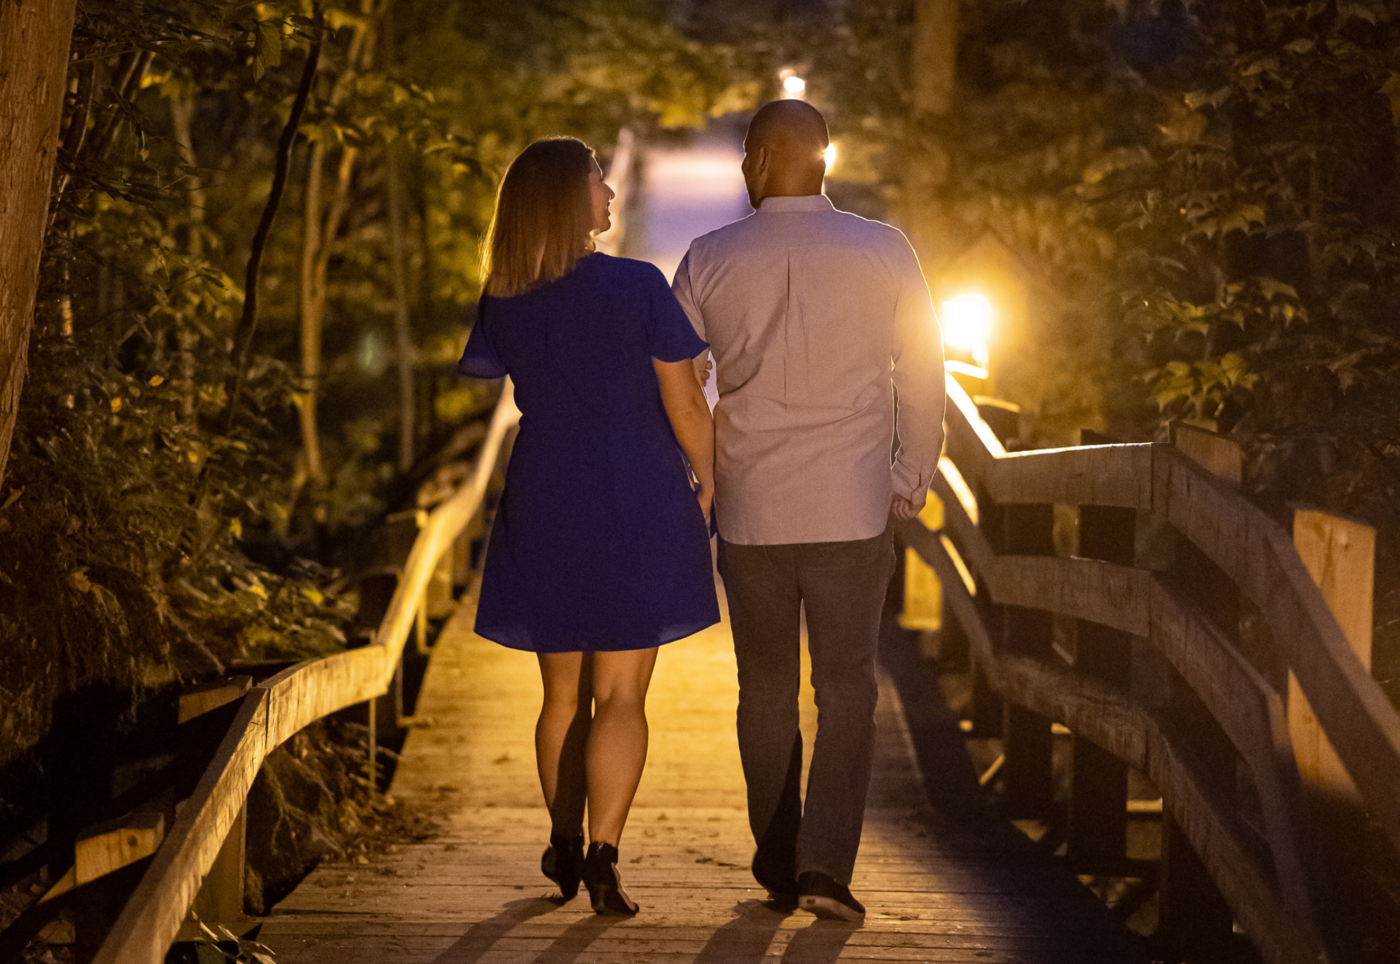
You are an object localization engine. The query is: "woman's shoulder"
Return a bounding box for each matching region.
[581,253,668,286]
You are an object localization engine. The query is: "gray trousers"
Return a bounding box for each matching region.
[716,528,895,886]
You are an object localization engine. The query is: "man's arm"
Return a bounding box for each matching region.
[890,239,946,516]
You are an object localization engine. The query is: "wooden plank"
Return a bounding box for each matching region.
[1154,447,1400,852]
[1170,421,1242,485]
[903,522,1331,964]
[1068,496,1133,869]
[984,499,1054,819]
[178,676,253,724]
[988,556,1150,637]
[1288,508,1374,802]
[1148,581,1321,944]
[989,444,1153,510]
[261,553,1152,964]
[899,491,943,632]
[943,375,1003,489]
[75,812,165,885]
[262,646,386,747]
[92,690,269,964]
[93,390,525,964]
[932,472,1151,637]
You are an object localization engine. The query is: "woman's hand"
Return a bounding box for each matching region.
[655,357,716,532]
[697,485,714,526]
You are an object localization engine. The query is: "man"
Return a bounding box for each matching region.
[672,100,946,921]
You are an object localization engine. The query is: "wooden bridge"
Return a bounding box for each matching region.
[254,556,1152,964]
[17,366,1393,964]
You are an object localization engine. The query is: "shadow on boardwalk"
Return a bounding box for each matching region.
[259,580,1153,963]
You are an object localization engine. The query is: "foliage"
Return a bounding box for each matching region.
[813,0,1400,522]
[0,0,760,769]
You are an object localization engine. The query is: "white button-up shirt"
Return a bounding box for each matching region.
[673,194,946,545]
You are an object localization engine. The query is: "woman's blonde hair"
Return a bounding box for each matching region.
[481,137,597,298]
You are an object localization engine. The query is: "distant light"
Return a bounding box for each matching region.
[823,143,836,169]
[782,74,807,97]
[942,293,993,367]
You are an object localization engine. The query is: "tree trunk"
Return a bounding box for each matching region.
[386,140,416,473]
[912,0,958,118]
[0,0,78,490]
[295,0,377,491]
[903,0,959,273]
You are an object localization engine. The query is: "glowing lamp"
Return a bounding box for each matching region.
[941,293,992,369]
[823,143,836,169]
[782,75,806,96]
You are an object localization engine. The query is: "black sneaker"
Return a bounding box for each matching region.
[796,871,865,922]
[751,849,798,912]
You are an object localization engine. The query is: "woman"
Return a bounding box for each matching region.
[458,137,719,916]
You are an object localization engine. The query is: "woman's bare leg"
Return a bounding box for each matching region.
[586,648,659,845]
[537,652,593,835]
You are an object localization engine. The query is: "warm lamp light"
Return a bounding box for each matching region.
[823,143,836,169]
[941,293,992,368]
[778,68,807,99]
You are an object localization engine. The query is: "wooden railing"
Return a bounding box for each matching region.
[87,384,521,964]
[898,376,1400,964]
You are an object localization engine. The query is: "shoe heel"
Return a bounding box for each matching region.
[541,832,584,900]
[581,842,639,917]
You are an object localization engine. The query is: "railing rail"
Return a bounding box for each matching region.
[899,375,1400,964]
[90,383,521,964]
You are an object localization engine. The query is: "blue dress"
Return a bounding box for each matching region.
[458,254,720,652]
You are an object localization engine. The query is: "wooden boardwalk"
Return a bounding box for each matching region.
[259,578,1152,964]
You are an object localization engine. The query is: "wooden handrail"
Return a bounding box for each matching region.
[951,378,1400,852]
[903,374,1400,964]
[91,382,521,964]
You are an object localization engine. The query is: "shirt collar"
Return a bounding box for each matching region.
[755,194,835,215]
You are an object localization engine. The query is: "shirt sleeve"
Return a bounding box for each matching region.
[647,261,708,362]
[670,249,707,344]
[457,301,507,379]
[889,236,947,504]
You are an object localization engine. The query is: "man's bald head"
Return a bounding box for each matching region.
[742,101,829,207]
[746,100,830,159]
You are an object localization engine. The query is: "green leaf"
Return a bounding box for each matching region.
[1337,3,1377,25]
[1184,87,1231,110]
[1283,38,1315,55]
[1381,74,1400,120]
[253,20,283,82]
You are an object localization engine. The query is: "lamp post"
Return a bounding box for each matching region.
[941,292,993,393]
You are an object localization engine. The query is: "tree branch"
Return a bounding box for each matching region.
[220,3,325,437]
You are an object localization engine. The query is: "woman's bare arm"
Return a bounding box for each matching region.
[653,357,714,523]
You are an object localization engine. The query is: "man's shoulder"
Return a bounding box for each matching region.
[825,208,911,246]
[686,213,761,254]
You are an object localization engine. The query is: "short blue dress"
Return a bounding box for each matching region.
[458,253,720,653]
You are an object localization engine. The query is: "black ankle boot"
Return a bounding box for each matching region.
[541,832,585,900]
[581,841,639,916]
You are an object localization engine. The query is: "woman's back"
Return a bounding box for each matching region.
[458,252,718,654]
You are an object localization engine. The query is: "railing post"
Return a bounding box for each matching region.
[1068,432,1133,869]
[1158,423,1239,958]
[1159,814,1234,959]
[176,805,247,940]
[988,500,1055,818]
[1290,506,1374,959]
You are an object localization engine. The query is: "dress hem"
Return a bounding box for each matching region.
[473,615,720,654]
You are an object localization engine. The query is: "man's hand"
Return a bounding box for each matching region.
[694,352,714,388]
[891,494,923,520]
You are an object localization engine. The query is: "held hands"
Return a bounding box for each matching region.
[694,353,714,388]
[891,494,923,520]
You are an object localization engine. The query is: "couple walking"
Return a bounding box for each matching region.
[457,100,946,922]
